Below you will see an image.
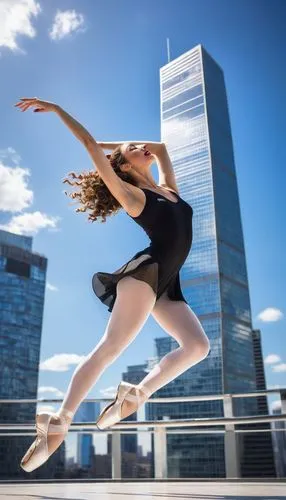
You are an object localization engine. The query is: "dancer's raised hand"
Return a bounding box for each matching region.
[14,97,58,113]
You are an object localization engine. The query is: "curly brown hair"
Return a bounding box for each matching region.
[63,146,137,223]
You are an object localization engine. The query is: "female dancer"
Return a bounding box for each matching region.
[14,97,210,472]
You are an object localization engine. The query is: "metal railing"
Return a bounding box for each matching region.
[0,388,285,480]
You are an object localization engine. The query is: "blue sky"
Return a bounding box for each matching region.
[0,0,285,433]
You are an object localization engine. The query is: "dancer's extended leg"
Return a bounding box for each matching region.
[42,276,157,456]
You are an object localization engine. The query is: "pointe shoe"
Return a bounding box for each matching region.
[96,381,151,430]
[20,409,73,472]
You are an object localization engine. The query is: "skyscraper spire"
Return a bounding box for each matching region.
[166,38,171,63]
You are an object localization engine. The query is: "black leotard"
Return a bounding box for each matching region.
[92,187,193,312]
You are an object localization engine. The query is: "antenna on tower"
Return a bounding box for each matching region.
[166,38,171,63]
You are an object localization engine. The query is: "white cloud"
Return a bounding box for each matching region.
[46,282,59,292]
[0,147,21,165]
[38,386,64,397]
[264,354,282,364]
[49,9,85,41]
[40,353,86,372]
[272,363,286,373]
[0,156,33,212]
[257,307,284,322]
[0,210,61,235]
[0,148,61,235]
[0,0,41,54]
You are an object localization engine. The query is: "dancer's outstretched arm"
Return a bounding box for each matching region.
[14,97,136,205]
[14,97,95,147]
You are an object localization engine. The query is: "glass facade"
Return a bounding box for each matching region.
[0,229,48,478]
[145,44,268,477]
[74,402,99,469]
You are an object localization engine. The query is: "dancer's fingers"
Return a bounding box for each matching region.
[14,101,29,110]
[19,97,38,102]
[14,97,38,109]
[15,101,38,112]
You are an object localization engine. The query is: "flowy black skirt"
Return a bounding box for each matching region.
[92,246,187,313]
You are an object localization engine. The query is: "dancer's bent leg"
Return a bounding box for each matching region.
[135,296,210,400]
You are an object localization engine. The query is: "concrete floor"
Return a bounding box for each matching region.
[0,481,285,500]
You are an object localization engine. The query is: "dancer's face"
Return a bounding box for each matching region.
[120,143,154,170]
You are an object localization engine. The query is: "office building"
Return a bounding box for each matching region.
[0,229,47,478]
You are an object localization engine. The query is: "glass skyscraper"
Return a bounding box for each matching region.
[160,43,256,398]
[145,44,275,477]
[0,229,47,478]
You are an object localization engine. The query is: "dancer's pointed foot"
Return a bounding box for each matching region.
[44,412,73,455]
[96,382,151,430]
[120,385,150,419]
[20,409,73,472]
